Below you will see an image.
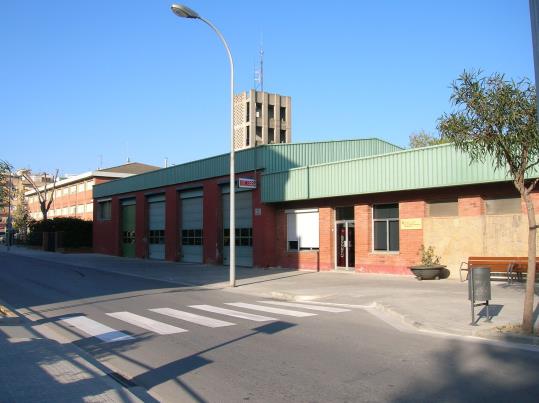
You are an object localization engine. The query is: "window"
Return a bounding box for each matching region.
[373,204,399,252]
[149,230,165,244]
[86,203,93,213]
[123,231,135,244]
[286,209,319,251]
[63,187,68,196]
[268,128,275,144]
[246,126,250,146]
[428,200,458,217]
[69,206,76,215]
[62,207,68,215]
[246,102,250,122]
[336,206,354,220]
[85,181,93,191]
[182,229,203,245]
[77,183,85,193]
[280,130,286,143]
[256,102,262,118]
[485,197,521,215]
[98,200,112,220]
[280,106,286,121]
[268,104,275,119]
[70,185,76,194]
[223,228,252,247]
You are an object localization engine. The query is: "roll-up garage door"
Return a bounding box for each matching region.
[222,188,252,267]
[121,198,136,258]
[148,194,165,260]
[180,189,203,263]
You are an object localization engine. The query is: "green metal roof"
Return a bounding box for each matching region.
[93,138,401,198]
[261,143,539,203]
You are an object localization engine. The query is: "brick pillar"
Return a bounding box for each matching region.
[252,178,277,267]
[458,196,484,216]
[135,193,147,259]
[399,200,426,266]
[165,188,179,261]
[355,204,370,271]
[203,180,221,264]
[318,207,333,271]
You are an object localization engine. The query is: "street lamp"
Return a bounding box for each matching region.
[171,4,236,287]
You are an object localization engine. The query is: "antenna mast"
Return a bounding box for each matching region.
[254,37,264,92]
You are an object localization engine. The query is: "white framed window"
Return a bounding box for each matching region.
[62,207,68,215]
[63,187,68,196]
[70,185,76,194]
[77,183,85,193]
[69,206,76,215]
[85,180,94,191]
[373,204,399,252]
[286,209,319,251]
[86,203,93,213]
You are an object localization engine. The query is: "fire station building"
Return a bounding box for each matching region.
[92,139,539,279]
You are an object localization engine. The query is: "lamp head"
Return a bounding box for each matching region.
[171,4,200,19]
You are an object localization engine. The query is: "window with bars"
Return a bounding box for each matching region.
[223,228,253,247]
[181,229,203,245]
[122,231,135,244]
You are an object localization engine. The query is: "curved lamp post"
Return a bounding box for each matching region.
[171,4,236,287]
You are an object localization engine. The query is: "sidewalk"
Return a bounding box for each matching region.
[3,246,539,342]
[0,305,148,402]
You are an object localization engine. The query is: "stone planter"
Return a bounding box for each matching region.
[409,264,447,280]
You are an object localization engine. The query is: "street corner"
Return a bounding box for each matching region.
[473,322,539,346]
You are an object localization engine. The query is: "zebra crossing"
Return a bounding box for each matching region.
[60,300,353,343]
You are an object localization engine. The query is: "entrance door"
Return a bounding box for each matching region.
[180,190,204,263]
[222,190,253,267]
[148,195,165,260]
[336,221,355,269]
[121,200,136,257]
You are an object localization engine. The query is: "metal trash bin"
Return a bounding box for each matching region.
[468,266,491,325]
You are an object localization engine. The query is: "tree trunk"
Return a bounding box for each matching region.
[522,192,537,334]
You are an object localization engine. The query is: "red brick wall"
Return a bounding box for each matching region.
[92,196,120,256]
[135,193,147,259]
[203,179,222,264]
[165,188,179,261]
[252,174,277,267]
[458,196,484,216]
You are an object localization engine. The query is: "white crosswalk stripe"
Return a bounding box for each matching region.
[225,302,317,317]
[106,312,187,335]
[257,300,351,313]
[149,308,235,328]
[190,305,276,322]
[61,316,133,343]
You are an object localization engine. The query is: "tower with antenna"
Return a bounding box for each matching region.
[233,43,292,151]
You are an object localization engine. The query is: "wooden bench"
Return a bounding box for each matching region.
[460,256,539,282]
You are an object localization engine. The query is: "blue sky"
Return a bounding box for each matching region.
[1,1,535,174]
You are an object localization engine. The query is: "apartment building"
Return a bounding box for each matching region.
[26,162,158,221]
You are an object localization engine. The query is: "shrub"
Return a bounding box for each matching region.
[28,217,92,248]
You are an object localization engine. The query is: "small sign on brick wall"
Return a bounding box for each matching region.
[400,218,422,230]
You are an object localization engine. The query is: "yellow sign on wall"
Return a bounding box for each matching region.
[400,218,422,230]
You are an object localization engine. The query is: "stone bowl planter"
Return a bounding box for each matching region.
[409,264,447,280]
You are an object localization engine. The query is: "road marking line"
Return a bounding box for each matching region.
[190,305,276,322]
[291,301,376,309]
[106,312,187,335]
[149,308,235,328]
[257,300,351,313]
[61,316,133,342]
[225,302,317,317]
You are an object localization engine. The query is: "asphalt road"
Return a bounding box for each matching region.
[1,252,538,403]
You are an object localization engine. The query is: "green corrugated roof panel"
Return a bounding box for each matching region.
[261,143,539,203]
[93,138,400,198]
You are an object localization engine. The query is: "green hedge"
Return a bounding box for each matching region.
[28,217,92,248]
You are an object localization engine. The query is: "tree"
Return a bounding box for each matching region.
[438,70,538,334]
[408,130,449,148]
[21,169,59,221]
[0,160,12,207]
[12,188,31,238]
